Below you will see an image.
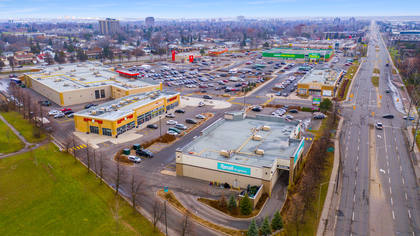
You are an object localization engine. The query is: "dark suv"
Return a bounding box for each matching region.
[136,149,154,158]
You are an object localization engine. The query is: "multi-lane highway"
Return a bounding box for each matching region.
[333,21,420,236]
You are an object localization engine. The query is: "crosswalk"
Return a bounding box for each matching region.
[71,144,87,150]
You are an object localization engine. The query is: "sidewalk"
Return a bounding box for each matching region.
[316,117,343,236]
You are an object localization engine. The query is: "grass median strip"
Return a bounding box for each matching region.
[158,190,245,236]
[0,143,161,236]
[371,76,379,87]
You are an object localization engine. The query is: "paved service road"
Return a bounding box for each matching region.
[333,21,420,236]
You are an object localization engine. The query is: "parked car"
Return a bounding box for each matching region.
[175,109,185,113]
[186,119,197,124]
[128,155,141,163]
[84,103,97,109]
[63,110,74,115]
[313,113,326,119]
[203,95,212,99]
[166,113,175,118]
[403,116,415,120]
[167,130,179,136]
[60,108,72,112]
[252,106,263,112]
[375,122,383,130]
[168,127,181,134]
[175,123,187,130]
[382,114,394,119]
[195,114,206,119]
[136,149,154,158]
[166,120,177,125]
[38,100,51,106]
[54,113,65,119]
[67,113,74,118]
[48,110,59,116]
[198,101,205,107]
[147,124,158,129]
[289,109,298,113]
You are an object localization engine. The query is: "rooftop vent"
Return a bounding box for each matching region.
[255,149,264,155]
[262,125,270,131]
[220,150,231,158]
[90,110,97,115]
[252,135,262,141]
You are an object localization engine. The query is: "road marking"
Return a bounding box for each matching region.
[402,177,405,185]
[357,146,360,151]
[353,194,356,203]
[387,161,389,167]
[388,177,391,184]
[408,210,412,219]
[392,210,395,220]
[389,186,392,194]
[357,156,359,161]
[390,197,393,206]
[400,165,402,172]
[352,211,355,221]
[405,192,408,200]
[387,168,390,174]
[356,166,358,172]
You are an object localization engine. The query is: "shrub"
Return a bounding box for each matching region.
[259,217,272,236]
[228,195,237,212]
[240,193,253,215]
[271,211,283,230]
[247,219,258,236]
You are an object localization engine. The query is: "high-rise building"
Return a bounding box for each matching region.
[237,16,245,21]
[98,18,120,35]
[333,17,341,25]
[145,17,155,27]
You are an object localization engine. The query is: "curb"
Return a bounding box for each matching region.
[344,60,364,102]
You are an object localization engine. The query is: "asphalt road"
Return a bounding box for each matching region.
[334,21,420,236]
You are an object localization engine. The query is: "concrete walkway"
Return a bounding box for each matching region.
[0,113,49,159]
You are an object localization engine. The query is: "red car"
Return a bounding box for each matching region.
[60,108,72,112]
[222,80,229,83]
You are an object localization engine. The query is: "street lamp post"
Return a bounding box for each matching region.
[159,115,162,137]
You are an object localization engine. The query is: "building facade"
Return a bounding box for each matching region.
[74,91,180,137]
[297,69,344,97]
[99,18,120,35]
[262,48,333,62]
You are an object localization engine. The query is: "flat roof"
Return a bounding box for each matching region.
[181,113,302,168]
[263,48,333,55]
[74,90,178,121]
[299,69,341,86]
[26,62,159,92]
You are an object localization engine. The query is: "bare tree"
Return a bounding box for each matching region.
[130,172,144,211]
[98,151,105,184]
[181,211,194,236]
[62,137,73,154]
[114,157,125,195]
[86,142,91,173]
[152,199,164,232]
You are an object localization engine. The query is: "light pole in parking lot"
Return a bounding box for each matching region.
[159,115,162,137]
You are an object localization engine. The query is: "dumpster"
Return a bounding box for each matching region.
[133,144,141,150]
[123,148,130,155]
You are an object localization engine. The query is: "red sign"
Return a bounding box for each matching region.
[189,55,194,63]
[172,50,176,61]
[168,96,178,102]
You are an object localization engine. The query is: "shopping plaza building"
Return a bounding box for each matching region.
[73,90,180,137]
[297,69,344,97]
[262,48,333,61]
[176,112,305,195]
[21,62,161,106]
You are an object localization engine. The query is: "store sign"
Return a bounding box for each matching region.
[217,163,251,175]
[313,96,321,105]
[308,53,320,59]
[273,54,296,58]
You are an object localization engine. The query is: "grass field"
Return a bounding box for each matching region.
[373,68,380,74]
[0,143,162,236]
[371,76,379,87]
[0,118,24,154]
[1,111,46,143]
[413,128,420,150]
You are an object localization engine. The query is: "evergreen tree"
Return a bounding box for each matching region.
[271,211,283,231]
[247,219,258,236]
[240,193,253,215]
[228,195,237,212]
[260,217,272,236]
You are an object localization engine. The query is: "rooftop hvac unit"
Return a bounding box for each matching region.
[63,83,69,87]
[262,125,271,131]
[252,135,262,141]
[100,107,105,111]
[90,110,97,115]
[220,150,230,158]
[119,101,125,105]
[255,149,264,155]
[71,69,76,72]
[111,104,117,108]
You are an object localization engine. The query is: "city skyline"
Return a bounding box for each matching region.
[1,0,420,19]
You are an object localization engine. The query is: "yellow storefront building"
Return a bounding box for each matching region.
[73,91,180,137]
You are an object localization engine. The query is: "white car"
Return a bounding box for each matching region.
[198,101,205,107]
[167,130,179,136]
[166,120,177,125]
[195,114,206,119]
[166,113,175,118]
[48,110,59,116]
[128,155,141,163]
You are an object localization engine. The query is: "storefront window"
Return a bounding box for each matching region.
[90,126,99,134]
[102,128,112,136]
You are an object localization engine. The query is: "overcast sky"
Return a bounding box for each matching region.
[1,0,420,19]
